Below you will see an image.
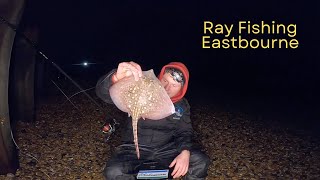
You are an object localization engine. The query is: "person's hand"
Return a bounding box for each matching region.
[113,61,143,82]
[169,150,190,178]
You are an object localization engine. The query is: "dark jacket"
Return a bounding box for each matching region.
[123,97,193,153]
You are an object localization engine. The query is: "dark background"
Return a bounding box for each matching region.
[20,1,320,132]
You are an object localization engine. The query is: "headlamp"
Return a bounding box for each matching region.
[165,68,184,86]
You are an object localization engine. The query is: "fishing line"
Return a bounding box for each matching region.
[0,15,104,112]
[1,15,113,178]
[62,86,96,105]
[51,80,80,110]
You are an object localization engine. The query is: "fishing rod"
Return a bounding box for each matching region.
[1,15,119,141]
[0,15,104,112]
[1,15,122,179]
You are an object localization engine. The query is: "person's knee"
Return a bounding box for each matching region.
[186,151,211,179]
[103,162,136,180]
[103,164,122,179]
[195,152,210,169]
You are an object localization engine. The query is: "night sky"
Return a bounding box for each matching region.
[20,1,320,130]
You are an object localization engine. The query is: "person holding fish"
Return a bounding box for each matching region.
[96,61,210,180]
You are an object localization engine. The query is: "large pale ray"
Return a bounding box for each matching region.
[109,69,175,158]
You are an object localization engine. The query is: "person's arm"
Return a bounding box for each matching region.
[170,99,193,178]
[95,69,117,104]
[174,99,193,153]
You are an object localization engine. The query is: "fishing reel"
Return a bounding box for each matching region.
[102,118,120,142]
